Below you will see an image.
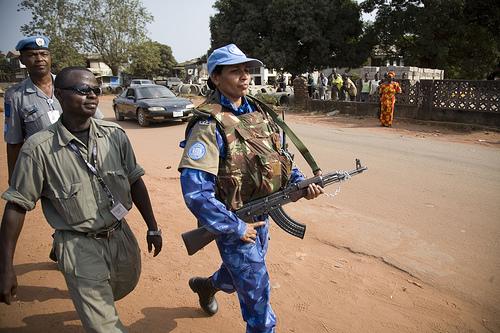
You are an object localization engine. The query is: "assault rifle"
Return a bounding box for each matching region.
[181,159,367,255]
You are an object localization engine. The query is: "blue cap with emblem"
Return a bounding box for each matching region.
[15,35,51,52]
[207,44,263,76]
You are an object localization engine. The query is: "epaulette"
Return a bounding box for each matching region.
[195,103,223,118]
[93,118,123,129]
[21,125,57,152]
[4,81,24,99]
[191,105,213,119]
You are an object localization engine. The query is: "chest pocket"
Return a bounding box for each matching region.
[102,169,132,210]
[22,105,48,134]
[48,182,94,224]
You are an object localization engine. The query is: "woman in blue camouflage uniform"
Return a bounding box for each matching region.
[178,44,323,333]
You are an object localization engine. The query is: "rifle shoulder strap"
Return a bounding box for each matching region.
[248,95,321,174]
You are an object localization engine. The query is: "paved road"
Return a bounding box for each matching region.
[287,121,500,310]
[101,96,500,314]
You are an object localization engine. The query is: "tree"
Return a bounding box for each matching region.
[128,41,161,79]
[210,0,374,75]
[19,0,86,73]
[82,0,153,75]
[157,43,177,77]
[361,0,500,79]
[128,41,177,78]
[19,0,154,76]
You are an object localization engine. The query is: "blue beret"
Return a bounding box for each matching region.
[16,35,50,51]
[207,44,263,76]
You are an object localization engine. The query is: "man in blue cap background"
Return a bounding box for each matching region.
[178,44,323,332]
[4,35,103,263]
[4,35,104,183]
[4,35,61,181]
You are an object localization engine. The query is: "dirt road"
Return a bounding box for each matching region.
[0,95,499,332]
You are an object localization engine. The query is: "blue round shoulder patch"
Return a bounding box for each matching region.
[188,142,206,160]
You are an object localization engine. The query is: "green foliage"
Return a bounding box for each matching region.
[157,43,177,77]
[128,41,161,79]
[82,0,153,75]
[128,41,177,78]
[19,0,159,76]
[362,0,500,79]
[19,0,86,73]
[210,0,375,74]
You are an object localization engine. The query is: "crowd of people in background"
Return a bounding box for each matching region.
[302,69,403,127]
[304,69,401,102]
[249,69,403,128]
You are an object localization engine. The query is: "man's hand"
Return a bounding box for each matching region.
[0,268,18,305]
[240,221,266,243]
[147,235,162,257]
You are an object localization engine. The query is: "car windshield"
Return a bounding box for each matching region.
[136,86,176,99]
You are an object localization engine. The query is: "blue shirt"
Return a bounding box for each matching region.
[180,94,305,238]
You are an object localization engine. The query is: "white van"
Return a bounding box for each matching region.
[130,79,154,86]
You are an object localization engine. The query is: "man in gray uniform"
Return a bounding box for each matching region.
[4,35,104,182]
[4,35,61,181]
[0,67,162,332]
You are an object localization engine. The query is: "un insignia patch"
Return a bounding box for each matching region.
[188,142,206,160]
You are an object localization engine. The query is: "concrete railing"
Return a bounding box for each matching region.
[293,79,500,128]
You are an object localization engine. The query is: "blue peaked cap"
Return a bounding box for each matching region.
[207,44,263,76]
[16,35,51,51]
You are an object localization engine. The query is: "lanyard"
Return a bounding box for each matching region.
[68,141,115,207]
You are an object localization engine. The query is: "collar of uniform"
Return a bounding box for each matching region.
[24,77,38,94]
[219,92,253,115]
[24,73,56,95]
[55,117,102,147]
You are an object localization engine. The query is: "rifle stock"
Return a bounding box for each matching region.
[181,227,217,256]
[181,159,367,255]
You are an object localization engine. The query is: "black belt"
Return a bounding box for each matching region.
[85,220,123,239]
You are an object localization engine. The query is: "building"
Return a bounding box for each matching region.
[85,54,122,90]
[360,66,444,81]
[174,57,208,84]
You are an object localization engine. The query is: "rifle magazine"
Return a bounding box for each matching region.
[269,207,306,239]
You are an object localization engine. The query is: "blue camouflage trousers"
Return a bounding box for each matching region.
[212,220,276,333]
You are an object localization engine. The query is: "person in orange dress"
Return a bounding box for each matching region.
[378,71,402,127]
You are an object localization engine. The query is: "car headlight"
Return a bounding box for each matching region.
[148,106,165,111]
[185,104,195,109]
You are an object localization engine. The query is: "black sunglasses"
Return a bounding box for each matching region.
[59,85,102,96]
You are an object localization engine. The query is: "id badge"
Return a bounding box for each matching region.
[47,110,60,124]
[110,202,128,220]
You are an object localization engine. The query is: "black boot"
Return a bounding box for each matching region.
[189,277,218,316]
[49,233,57,262]
[49,246,57,262]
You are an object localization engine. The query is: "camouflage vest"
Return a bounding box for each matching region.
[188,99,293,211]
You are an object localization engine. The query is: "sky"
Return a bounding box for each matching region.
[0,0,372,62]
[0,0,217,63]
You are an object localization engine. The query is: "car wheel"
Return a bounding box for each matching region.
[114,105,124,121]
[137,109,149,127]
